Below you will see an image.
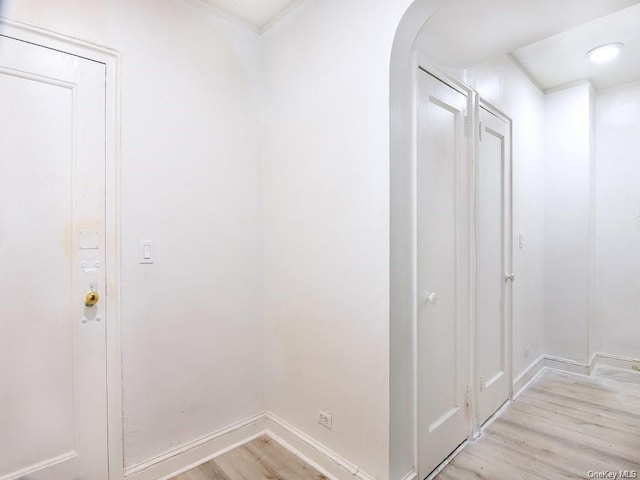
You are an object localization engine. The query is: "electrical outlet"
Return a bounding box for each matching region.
[525,345,531,359]
[318,410,332,430]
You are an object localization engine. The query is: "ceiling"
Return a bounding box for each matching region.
[415,0,640,91]
[190,0,300,31]
[190,0,640,90]
[511,4,640,91]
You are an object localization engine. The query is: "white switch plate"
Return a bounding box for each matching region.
[140,240,153,264]
[519,233,525,249]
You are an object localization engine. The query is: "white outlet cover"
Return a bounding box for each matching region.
[318,410,332,430]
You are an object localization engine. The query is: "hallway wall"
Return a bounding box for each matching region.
[2,0,265,470]
[261,1,420,479]
[465,56,546,380]
[543,83,595,364]
[595,82,640,360]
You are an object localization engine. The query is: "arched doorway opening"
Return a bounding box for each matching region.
[389,1,639,477]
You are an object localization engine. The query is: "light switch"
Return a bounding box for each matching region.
[140,240,153,264]
[519,233,525,249]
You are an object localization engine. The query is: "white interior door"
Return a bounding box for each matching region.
[417,70,471,478]
[0,34,108,480]
[475,105,511,426]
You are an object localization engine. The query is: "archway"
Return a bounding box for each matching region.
[389,1,639,478]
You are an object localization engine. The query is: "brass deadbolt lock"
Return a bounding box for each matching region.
[85,291,100,307]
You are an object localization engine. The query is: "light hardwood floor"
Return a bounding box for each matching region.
[170,368,640,480]
[436,367,640,480]
[169,436,328,480]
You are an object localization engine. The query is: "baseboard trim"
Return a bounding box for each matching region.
[124,412,267,480]
[265,412,377,480]
[512,355,545,399]
[398,470,417,480]
[122,352,640,480]
[543,352,640,375]
[520,353,640,378]
[266,431,340,480]
[543,355,590,375]
[425,440,469,480]
[591,352,640,372]
[123,411,382,480]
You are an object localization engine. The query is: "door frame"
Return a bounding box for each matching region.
[0,18,123,479]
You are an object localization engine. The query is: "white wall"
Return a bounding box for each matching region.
[543,82,594,363]
[464,57,546,379]
[2,0,265,470]
[595,83,640,360]
[261,1,420,478]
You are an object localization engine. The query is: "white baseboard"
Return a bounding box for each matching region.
[512,355,545,399]
[265,412,377,480]
[524,353,640,378]
[122,352,640,480]
[123,411,381,480]
[591,352,640,372]
[542,355,590,375]
[513,352,640,378]
[124,412,267,480]
[398,470,417,480]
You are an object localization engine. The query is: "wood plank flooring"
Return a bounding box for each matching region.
[435,368,640,480]
[170,368,640,480]
[169,436,328,480]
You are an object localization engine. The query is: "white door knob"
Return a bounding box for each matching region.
[423,290,437,304]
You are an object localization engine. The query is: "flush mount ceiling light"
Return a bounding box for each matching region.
[587,43,624,63]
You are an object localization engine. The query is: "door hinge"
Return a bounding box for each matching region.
[465,115,472,137]
[480,376,485,392]
[465,384,472,407]
[478,121,483,141]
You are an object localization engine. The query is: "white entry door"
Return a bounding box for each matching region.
[0,33,109,480]
[417,70,471,478]
[475,105,511,426]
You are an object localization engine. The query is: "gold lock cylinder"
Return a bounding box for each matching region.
[85,291,100,307]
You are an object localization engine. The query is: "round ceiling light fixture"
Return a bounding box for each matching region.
[587,43,624,63]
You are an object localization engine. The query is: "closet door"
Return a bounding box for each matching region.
[475,105,512,426]
[416,70,471,478]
